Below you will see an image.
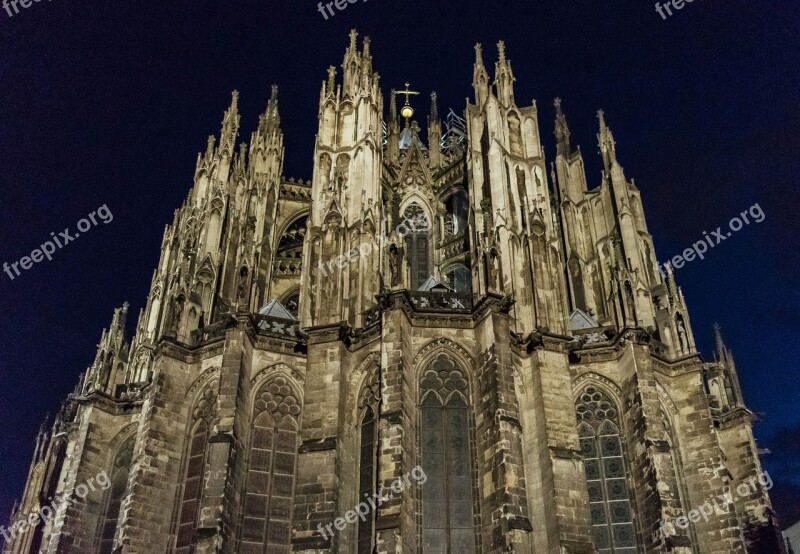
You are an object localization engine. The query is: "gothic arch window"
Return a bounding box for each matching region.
[275,215,307,277]
[174,419,210,553]
[508,112,523,156]
[569,256,588,312]
[515,167,527,228]
[404,203,432,290]
[280,289,300,319]
[444,264,471,294]
[576,386,638,554]
[240,376,301,554]
[174,382,218,554]
[443,190,468,237]
[420,353,477,553]
[205,209,222,254]
[356,370,380,554]
[660,408,697,547]
[97,436,135,554]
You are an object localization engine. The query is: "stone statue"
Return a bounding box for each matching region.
[169,295,185,334]
[389,243,402,287]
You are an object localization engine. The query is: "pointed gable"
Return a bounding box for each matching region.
[569,309,599,331]
[258,299,297,321]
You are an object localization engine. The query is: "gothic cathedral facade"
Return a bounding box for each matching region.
[4,32,786,554]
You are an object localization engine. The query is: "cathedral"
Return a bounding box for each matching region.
[4,31,787,553]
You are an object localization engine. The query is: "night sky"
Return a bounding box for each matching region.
[1,0,798,528]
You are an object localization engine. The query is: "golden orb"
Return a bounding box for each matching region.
[401,104,414,119]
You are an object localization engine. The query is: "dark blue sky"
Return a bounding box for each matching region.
[1,0,798,527]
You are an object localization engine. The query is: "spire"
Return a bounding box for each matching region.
[428,91,442,167]
[326,66,337,95]
[342,29,361,93]
[348,28,358,51]
[387,89,400,163]
[494,40,515,106]
[665,260,678,298]
[390,89,398,121]
[205,135,216,160]
[363,35,371,58]
[473,43,489,106]
[712,324,744,407]
[714,322,726,361]
[554,98,573,156]
[220,90,240,152]
[258,84,281,136]
[597,109,617,171]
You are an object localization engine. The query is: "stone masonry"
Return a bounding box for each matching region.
[3,31,786,554]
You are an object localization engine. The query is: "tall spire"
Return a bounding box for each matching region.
[597,109,617,171]
[473,43,489,106]
[554,98,572,156]
[258,84,281,136]
[387,89,400,163]
[429,91,442,167]
[712,324,744,408]
[342,29,361,94]
[326,66,336,95]
[494,40,515,106]
[251,85,284,180]
[220,90,240,153]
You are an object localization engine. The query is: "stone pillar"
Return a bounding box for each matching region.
[292,325,343,553]
[475,307,532,553]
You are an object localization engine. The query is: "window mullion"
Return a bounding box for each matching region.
[596,432,615,551]
[263,420,278,551]
[443,404,451,554]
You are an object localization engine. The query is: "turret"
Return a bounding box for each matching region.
[493,41,515,107]
[386,89,400,163]
[302,31,384,328]
[472,43,489,107]
[705,324,744,412]
[466,41,565,335]
[83,303,130,396]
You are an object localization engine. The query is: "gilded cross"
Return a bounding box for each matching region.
[397,82,420,124]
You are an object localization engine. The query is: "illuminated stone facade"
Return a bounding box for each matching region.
[4,31,785,554]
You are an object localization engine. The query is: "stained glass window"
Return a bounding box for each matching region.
[174,420,209,553]
[420,354,476,553]
[404,204,431,290]
[576,386,638,554]
[357,406,377,554]
[98,436,134,554]
[240,377,300,554]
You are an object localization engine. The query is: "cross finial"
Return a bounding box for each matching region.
[397,82,420,102]
[397,82,420,125]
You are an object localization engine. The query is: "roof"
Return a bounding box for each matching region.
[569,309,600,331]
[418,276,454,292]
[257,299,297,321]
